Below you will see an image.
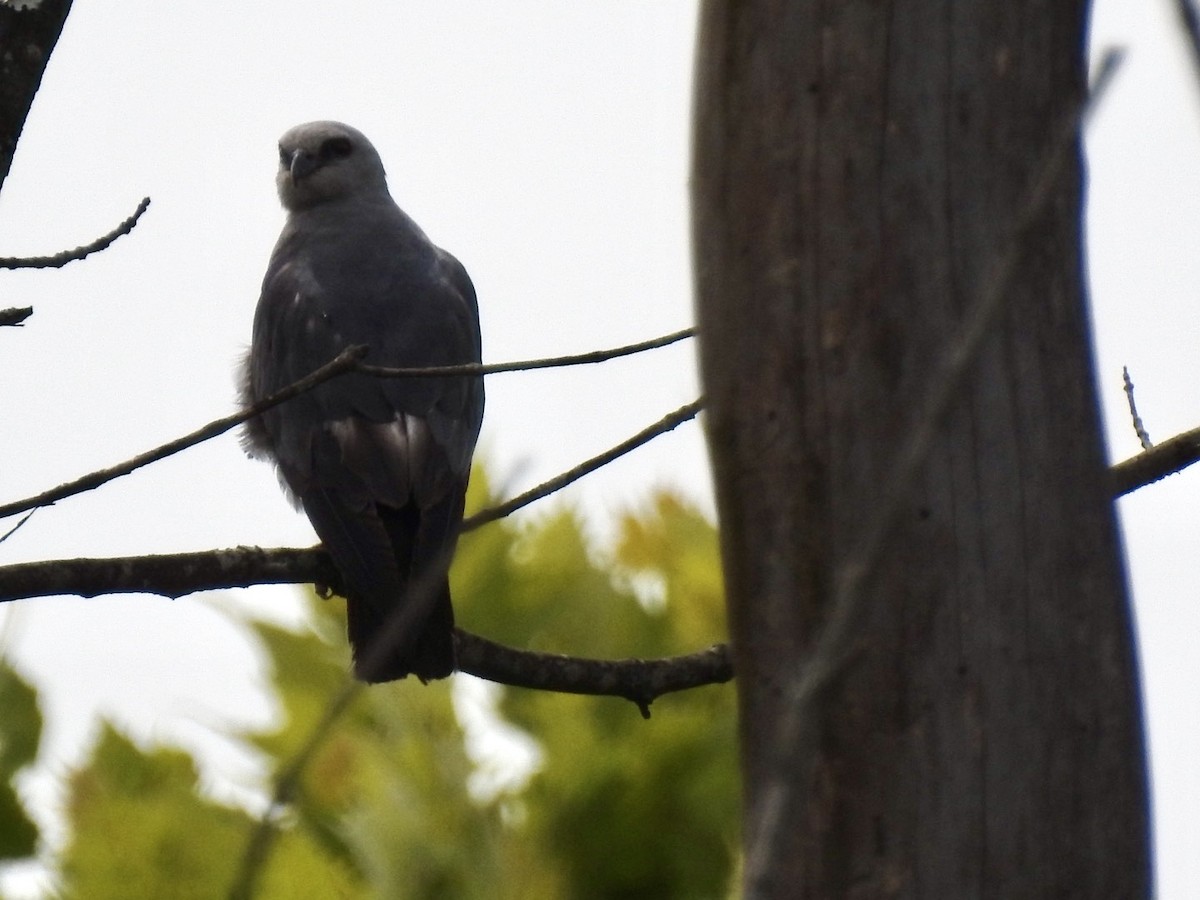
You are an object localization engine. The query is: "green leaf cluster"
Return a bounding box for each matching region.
[52,470,738,899]
[0,659,41,863]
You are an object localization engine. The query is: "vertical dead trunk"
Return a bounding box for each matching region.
[691,2,1151,896]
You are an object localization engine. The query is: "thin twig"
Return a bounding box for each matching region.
[357,327,695,378]
[0,329,695,522]
[0,197,151,270]
[463,398,704,530]
[743,49,1125,895]
[0,345,368,521]
[0,396,707,603]
[1122,366,1153,450]
[0,511,34,545]
[227,678,362,900]
[2,393,1176,602]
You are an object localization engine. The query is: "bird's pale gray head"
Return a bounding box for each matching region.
[275,121,388,211]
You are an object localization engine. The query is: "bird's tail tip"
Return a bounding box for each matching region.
[346,582,456,684]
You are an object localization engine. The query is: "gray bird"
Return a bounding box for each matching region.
[241,121,484,683]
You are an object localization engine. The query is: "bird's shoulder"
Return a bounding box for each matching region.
[253,198,480,373]
[268,200,465,298]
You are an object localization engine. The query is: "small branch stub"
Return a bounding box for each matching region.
[0,197,151,270]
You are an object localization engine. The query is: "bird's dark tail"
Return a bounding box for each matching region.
[346,497,460,683]
[301,486,460,684]
[346,574,455,683]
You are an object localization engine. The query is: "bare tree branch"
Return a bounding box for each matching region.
[0,196,151,269]
[455,632,732,715]
[0,546,335,603]
[0,394,706,602]
[0,510,34,545]
[0,389,723,709]
[1109,364,1200,495]
[463,398,703,529]
[358,326,695,378]
[1122,366,1153,450]
[0,544,733,703]
[0,330,695,521]
[1110,424,1200,497]
[0,404,1179,600]
[0,345,369,521]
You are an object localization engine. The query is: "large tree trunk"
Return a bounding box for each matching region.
[691,2,1151,897]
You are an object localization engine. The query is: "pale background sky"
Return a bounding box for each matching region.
[0,1,1195,896]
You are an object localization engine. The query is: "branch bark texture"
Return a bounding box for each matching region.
[692,2,1149,896]
[0,547,732,706]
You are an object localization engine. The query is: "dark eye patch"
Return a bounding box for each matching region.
[319,136,354,161]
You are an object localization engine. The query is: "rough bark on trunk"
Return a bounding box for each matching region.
[691,2,1151,896]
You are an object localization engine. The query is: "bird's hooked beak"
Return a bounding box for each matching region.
[286,148,319,184]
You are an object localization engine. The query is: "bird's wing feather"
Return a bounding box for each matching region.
[244,205,484,507]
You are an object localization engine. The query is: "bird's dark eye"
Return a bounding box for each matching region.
[319,137,354,161]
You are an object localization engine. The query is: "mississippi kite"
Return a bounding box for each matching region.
[241,121,484,683]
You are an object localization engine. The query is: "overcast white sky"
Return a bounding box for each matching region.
[0,1,1196,896]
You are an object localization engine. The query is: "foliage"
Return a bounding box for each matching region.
[0,659,41,863]
[62,726,356,900]
[52,471,738,898]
